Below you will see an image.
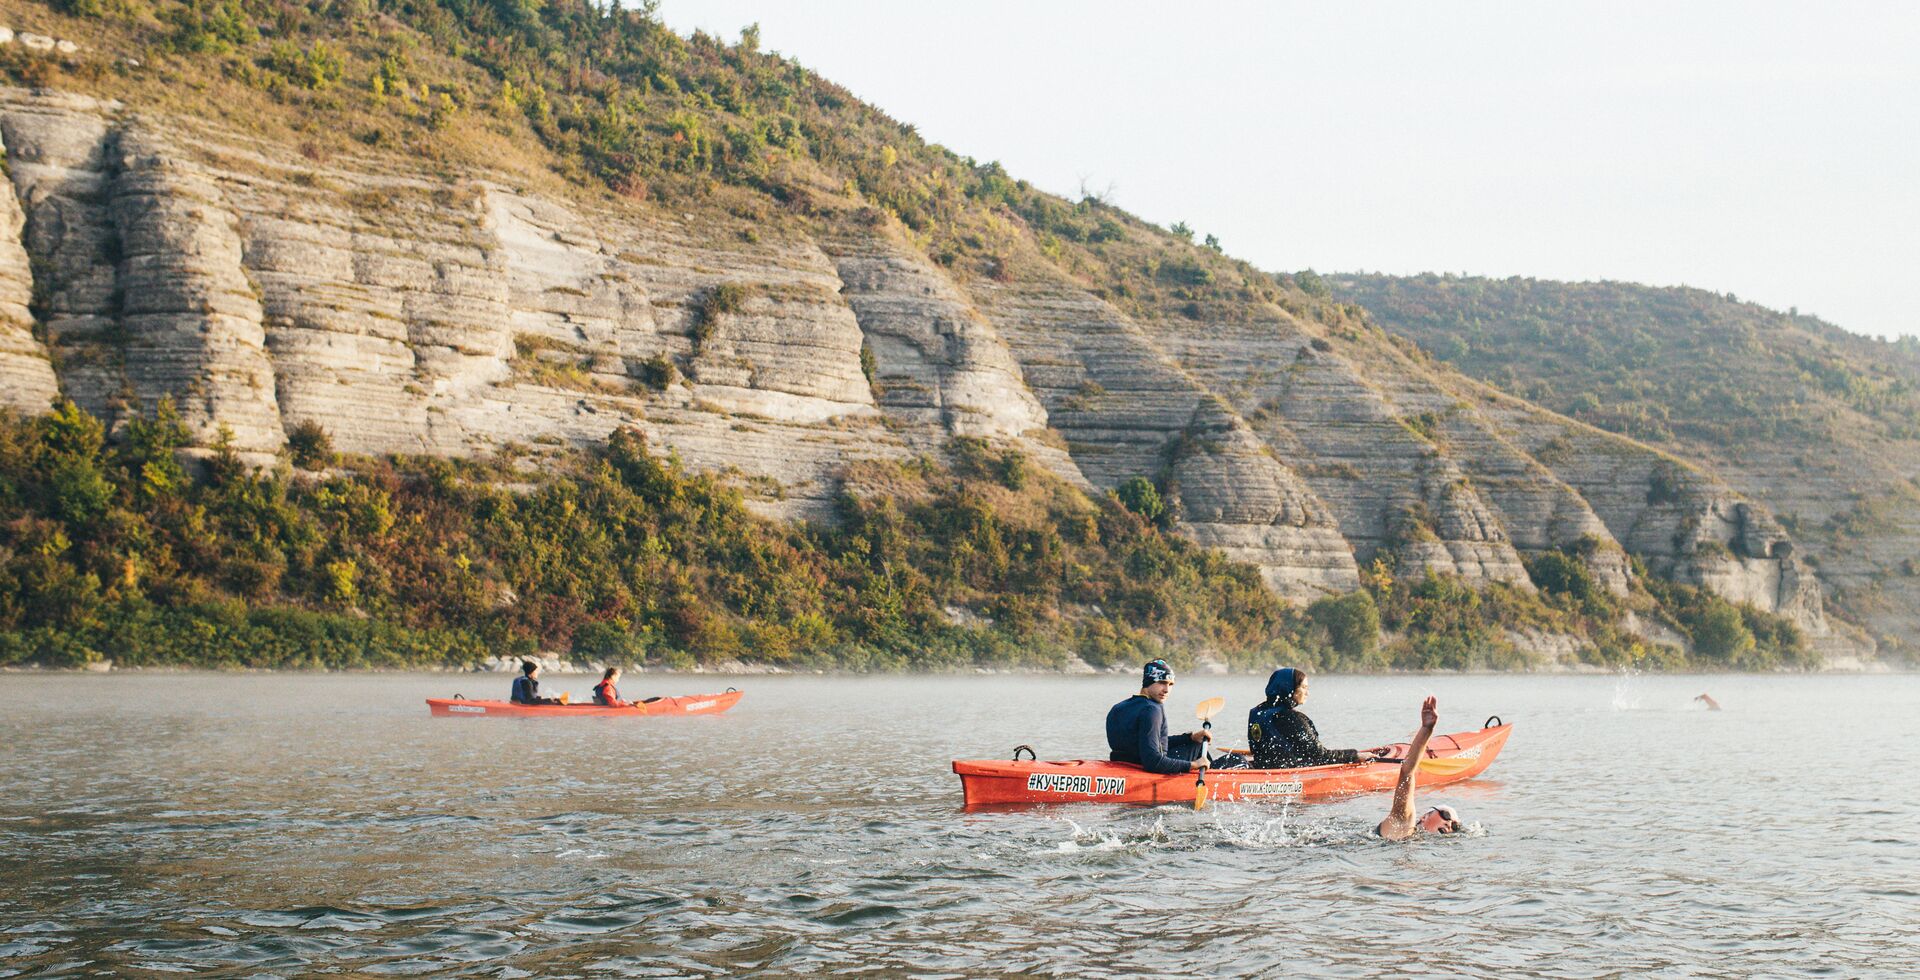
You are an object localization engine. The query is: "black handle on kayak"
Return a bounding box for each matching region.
[1484,715,1503,728]
[726,686,738,692]
[1011,744,1036,762]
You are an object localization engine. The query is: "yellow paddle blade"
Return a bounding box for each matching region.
[1194,697,1225,722]
[1193,777,1209,811]
[1413,755,1477,776]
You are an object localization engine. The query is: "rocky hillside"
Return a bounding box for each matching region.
[1332,273,1916,657]
[0,0,1869,665]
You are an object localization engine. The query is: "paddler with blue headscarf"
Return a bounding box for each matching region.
[1246,668,1385,769]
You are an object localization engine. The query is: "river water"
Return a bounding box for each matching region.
[0,672,1915,977]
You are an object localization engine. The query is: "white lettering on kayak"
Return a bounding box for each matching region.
[1239,780,1304,798]
[684,700,716,711]
[449,705,486,714]
[1024,773,1127,796]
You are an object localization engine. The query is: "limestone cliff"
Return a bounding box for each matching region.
[0,87,1849,654]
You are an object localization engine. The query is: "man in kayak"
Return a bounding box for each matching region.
[592,667,631,708]
[510,661,565,705]
[1246,668,1383,769]
[1106,659,1210,774]
[1377,696,1465,840]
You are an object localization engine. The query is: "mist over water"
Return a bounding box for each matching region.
[1,672,1916,976]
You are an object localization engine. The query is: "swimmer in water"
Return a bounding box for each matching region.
[1694,693,1721,711]
[1376,695,1464,840]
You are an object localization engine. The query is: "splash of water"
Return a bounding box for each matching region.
[1208,801,1351,848]
[1610,666,1643,711]
[1041,816,1169,854]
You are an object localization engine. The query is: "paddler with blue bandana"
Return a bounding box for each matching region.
[1105,660,1211,774]
[1245,668,1385,769]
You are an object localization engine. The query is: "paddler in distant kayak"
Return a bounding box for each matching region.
[592,667,631,708]
[1377,695,1465,840]
[1246,668,1384,769]
[1106,660,1211,773]
[510,660,566,705]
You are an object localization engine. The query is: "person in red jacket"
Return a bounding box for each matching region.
[592,667,631,708]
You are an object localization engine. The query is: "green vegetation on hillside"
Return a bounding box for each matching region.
[0,402,1302,670]
[0,404,1817,671]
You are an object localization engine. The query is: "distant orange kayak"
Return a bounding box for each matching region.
[953,720,1510,807]
[425,690,742,718]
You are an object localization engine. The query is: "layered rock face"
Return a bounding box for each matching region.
[112,122,283,454]
[822,228,1083,484]
[971,273,1362,600]
[0,91,119,420]
[1469,390,1837,645]
[1168,397,1361,597]
[0,87,1846,648]
[0,121,58,410]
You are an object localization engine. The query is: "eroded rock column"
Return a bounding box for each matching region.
[110,122,282,453]
[0,92,121,421]
[0,123,58,411]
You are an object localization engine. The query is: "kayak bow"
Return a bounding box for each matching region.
[952,720,1509,807]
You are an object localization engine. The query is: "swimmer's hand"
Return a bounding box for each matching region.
[1420,695,1438,730]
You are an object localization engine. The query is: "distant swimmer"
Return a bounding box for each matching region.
[1376,696,1465,841]
[1106,660,1211,774]
[510,660,566,705]
[1245,668,1387,769]
[1695,693,1721,711]
[593,667,631,707]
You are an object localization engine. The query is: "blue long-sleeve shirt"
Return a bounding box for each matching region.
[1106,695,1195,774]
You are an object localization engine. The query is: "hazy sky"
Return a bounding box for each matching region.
[658,2,1920,338]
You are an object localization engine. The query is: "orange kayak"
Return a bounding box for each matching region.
[952,719,1510,807]
[425,690,742,718]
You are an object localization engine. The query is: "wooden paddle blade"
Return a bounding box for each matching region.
[1194,697,1226,721]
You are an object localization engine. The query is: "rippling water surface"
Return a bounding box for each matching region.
[1,672,1916,977]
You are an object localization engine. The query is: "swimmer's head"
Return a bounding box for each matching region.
[1420,805,1463,835]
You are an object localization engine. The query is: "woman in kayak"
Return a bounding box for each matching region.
[1245,668,1383,769]
[1377,695,1465,840]
[510,661,565,705]
[593,667,631,708]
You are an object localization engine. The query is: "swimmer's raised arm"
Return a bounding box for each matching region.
[1377,696,1437,841]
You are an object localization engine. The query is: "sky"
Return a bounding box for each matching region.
[657,2,1920,339]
